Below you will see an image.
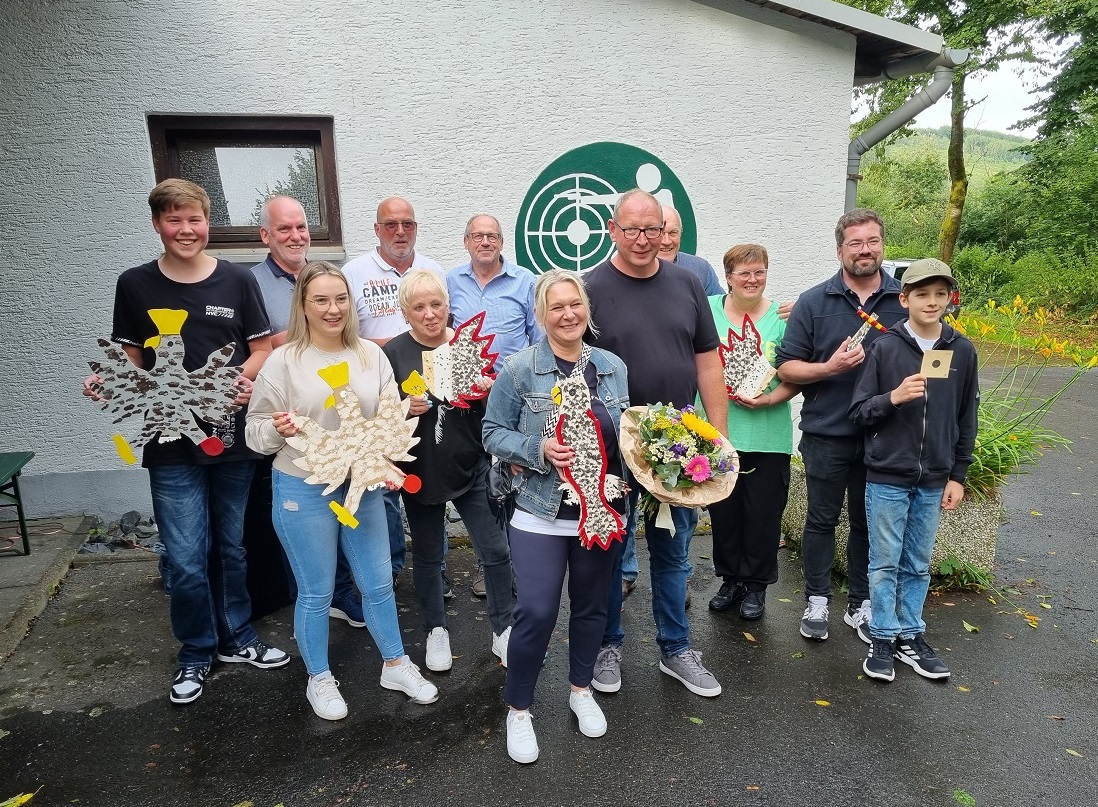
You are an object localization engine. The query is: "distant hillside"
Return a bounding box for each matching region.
[864,126,1030,185]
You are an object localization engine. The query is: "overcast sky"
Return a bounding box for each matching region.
[911,60,1042,137]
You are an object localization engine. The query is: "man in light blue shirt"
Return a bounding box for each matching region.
[447,214,542,363]
[447,214,540,597]
[659,206,723,296]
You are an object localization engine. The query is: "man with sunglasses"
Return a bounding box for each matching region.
[343,196,444,346]
[584,188,728,699]
[343,197,446,583]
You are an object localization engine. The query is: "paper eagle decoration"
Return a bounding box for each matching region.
[87,308,242,464]
[286,361,421,528]
[847,308,887,351]
[717,315,777,401]
[401,311,499,443]
[553,372,627,550]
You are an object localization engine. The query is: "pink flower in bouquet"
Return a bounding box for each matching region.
[683,455,712,483]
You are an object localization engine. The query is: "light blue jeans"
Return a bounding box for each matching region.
[272,470,404,675]
[865,481,944,640]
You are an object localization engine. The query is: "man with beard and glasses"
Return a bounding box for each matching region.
[775,208,906,645]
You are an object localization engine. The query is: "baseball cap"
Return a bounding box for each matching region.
[901,258,957,292]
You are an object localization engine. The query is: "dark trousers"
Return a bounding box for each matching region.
[402,474,514,637]
[799,433,869,607]
[709,451,790,590]
[505,524,621,710]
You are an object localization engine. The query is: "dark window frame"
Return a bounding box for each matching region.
[147,113,342,248]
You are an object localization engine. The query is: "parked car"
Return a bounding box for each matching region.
[882,259,961,315]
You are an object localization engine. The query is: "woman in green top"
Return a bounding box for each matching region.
[705,244,800,620]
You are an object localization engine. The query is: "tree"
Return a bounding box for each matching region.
[840,0,1048,261]
[249,149,321,228]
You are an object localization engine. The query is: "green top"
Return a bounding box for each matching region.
[699,296,793,455]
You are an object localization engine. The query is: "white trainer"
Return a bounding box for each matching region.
[569,688,607,738]
[306,674,347,721]
[425,626,453,672]
[506,709,539,763]
[380,656,439,704]
[492,625,512,667]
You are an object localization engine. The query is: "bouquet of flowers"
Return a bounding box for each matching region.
[619,403,738,527]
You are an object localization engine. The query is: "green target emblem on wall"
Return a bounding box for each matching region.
[516,142,696,274]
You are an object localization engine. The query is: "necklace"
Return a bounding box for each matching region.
[309,344,346,362]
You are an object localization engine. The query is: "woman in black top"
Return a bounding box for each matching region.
[383,270,514,676]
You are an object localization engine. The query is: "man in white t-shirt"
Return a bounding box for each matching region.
[342,196,444,345]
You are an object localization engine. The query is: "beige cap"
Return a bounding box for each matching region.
[901,258,957,291]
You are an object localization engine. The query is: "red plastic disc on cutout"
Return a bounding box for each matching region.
[199,437,225,456]
[402,474,422,493]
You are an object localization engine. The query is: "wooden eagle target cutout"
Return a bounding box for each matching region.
[717,315,777,401]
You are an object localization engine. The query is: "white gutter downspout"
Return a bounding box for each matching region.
[846,48,971,211]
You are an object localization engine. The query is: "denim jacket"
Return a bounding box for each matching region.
[482,338,630,521]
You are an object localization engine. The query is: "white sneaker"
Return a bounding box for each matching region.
[844,599,873,645]
[425,627,453,672]
[569,688,607,738]
[380,656,439,704]
[506,709,539,763]
[306,674,347,721]
[492,626,512,667]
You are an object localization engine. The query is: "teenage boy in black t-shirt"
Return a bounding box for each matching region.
[85,179,289,705]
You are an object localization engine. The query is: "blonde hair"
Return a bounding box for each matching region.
[286,261,370,367]
[148,178,211,218]
[533,269,599,338]
[397,269,448,312]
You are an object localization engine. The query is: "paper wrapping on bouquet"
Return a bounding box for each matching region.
[619,406,739,530]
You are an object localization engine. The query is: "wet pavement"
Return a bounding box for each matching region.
[0,369,1096,807]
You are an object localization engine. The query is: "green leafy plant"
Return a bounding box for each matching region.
[949,299,1096,500]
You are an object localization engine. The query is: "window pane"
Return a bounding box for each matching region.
[177,143,321,228]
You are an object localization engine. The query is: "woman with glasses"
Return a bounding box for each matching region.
[483,269,630,764]
[705,245,799,621]
[247,261,438,721]
[382,270,514,676]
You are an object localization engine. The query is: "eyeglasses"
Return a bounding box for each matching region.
[466,232,502,244]
[843,238,883,250]
[306,294,351,309]
[381,220,417,232]
[613,222,664,240]
[730,270,768,280]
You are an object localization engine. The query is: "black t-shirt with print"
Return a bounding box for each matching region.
[111,259,271,467]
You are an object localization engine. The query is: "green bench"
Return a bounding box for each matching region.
[0,452,35,556]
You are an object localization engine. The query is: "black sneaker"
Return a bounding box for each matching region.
[894,633,951,679]
[442,573,454,600]
[217,641,290,669]
[170,665,209,704]
[863,638,896,682]
[739,589,766,620]
[708,581,747,612]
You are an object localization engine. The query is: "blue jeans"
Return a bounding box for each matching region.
[148,461,259,667]
[603,482,698,656]
[865,481,943,640]
[799,433,870,606]
[272,471,404,675]
[620,505,639,581]
[383,489,406,575]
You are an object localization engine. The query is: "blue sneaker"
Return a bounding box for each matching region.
[329,591,366,628]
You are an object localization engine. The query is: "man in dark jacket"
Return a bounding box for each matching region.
[775,209,906,643]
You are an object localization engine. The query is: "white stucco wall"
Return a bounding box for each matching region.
[1,0,858,517]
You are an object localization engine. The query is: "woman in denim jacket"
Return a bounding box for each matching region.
[483,269,629,764]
